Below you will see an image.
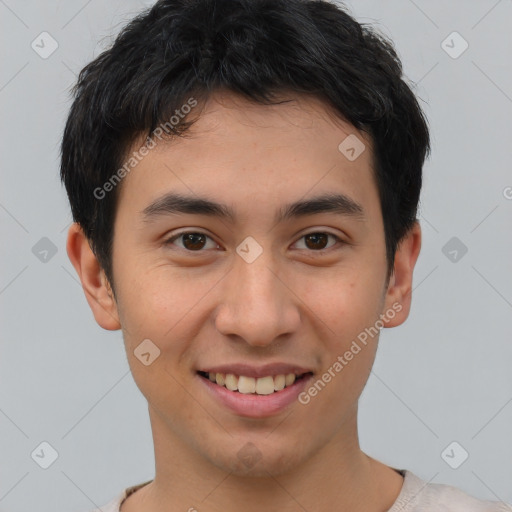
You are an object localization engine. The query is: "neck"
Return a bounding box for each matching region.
[121,406,403,512]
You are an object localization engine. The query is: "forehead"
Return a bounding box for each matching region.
[180,91,372,158]
[115,91,379,225]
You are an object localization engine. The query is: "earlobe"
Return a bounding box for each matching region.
[66,223,121,331]
[382,221,422,328]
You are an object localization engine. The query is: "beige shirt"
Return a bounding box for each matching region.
[91,469,510,512]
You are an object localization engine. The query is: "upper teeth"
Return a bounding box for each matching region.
[207,372,298,395]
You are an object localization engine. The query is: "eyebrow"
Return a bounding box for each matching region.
[141,191,365,224]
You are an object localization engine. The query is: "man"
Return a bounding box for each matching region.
[61,0,509,510]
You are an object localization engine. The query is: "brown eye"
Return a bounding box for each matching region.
[165,232,218,251]
[181,233,206,250]
[304,233,328,250]
[294,232,342,252]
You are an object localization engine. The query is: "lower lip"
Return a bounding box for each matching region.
[197,373,314,418]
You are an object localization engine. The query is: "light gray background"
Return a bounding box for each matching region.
[1,0,511,510]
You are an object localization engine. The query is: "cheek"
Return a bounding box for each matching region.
[303,266,385,345]
[299,278,382,421]
[115,262,221,369]
[116,262,188,332]
[115,270,195,409]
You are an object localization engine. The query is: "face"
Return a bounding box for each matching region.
[71,91,419,478]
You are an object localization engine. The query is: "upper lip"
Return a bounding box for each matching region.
[197,363,314,379]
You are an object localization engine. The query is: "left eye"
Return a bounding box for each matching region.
[293,232,342,252]
[165,231,342,253]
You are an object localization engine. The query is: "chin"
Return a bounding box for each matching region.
[206,439,309,478]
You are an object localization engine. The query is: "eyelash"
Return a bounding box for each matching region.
[164,230,345,254]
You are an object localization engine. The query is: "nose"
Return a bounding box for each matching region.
[214,249,301,348]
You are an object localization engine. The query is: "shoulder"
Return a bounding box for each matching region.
[87,480,153,512]
[389,470,510,512]
[88,492,126,512]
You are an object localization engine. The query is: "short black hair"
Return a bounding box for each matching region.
[60,0,430,289]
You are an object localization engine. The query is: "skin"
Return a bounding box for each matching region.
[67,91,421,512]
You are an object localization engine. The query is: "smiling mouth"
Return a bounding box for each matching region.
[197,371,313,395]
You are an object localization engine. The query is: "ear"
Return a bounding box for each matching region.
[66,223,121,330]
[381,221,422,328]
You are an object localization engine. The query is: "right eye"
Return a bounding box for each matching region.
[163,231,221,252]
